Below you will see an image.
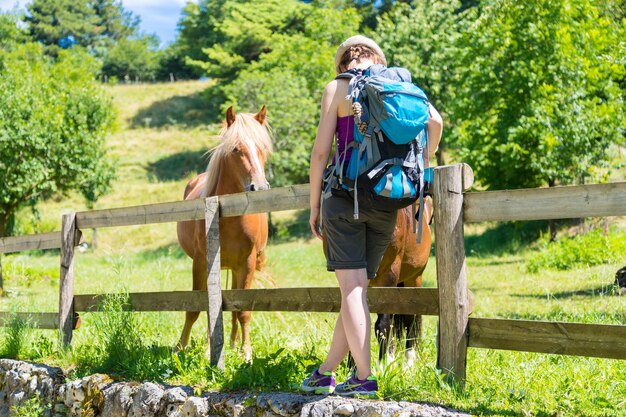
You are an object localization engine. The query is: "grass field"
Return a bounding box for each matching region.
[1,81,625,417]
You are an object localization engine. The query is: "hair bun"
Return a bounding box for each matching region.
[335,35,386,74]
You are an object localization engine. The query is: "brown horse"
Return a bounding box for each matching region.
[176,106,272,360]
[370,199,432,367]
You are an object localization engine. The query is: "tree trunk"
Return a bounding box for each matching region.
[267,212,277,238]
[548,179,557,242]
[1,210,13,296]
[436,143,447,167]
[0,212,7,238]
[0,255,3,297]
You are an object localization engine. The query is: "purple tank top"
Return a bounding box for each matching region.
[334,115,354,165]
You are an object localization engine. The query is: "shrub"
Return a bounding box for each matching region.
[10,393,49,417]
[0,43,116,235]
[526,228,626,273]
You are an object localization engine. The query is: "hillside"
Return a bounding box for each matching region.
[17,81,222,252]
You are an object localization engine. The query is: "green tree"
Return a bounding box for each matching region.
[187,0,304,82]
[350,0,412,31]
[155,43,202,81]
[25,0,139,54]
[175,0,228,65]
[91,0,140,52]
[376,0,467,165]
[226,67,318,186]
[26,0,95,49]
[101,35,161,81]
[450,0,625,190]
[0,44,116,236]
[219,2,361,185]
[0,11,28,49]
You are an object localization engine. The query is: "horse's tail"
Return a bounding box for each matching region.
[255,249,266,271]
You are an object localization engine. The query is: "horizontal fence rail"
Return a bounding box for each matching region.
[0,232,62,255]
[74,288,440,315]
[464,181,626,222]
[0,312,79,330]
[468,318,626,360]
[74,184,310,229]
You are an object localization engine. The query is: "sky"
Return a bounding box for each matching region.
[0,0,193,46]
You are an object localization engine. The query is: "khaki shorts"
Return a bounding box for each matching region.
[322,194,397,279]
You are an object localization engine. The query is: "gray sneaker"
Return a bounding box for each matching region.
[301,369,336,395]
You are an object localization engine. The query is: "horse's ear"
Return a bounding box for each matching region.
[254,105,267,125]
[226,106,236,127]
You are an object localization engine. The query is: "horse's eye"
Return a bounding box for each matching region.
[234,147,243,155]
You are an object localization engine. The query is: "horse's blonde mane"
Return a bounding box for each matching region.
[203,112,273,197]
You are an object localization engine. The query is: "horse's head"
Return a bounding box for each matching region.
[205,106,272,195]
[224,106,271,192]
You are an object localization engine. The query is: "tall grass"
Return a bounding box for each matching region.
[71,292,169,379]
[0,314,31,359]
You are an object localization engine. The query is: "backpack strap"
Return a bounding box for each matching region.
[352,139,369,220]
[414,128,428,244]
[334,68,362,81]
[335,73,355,80]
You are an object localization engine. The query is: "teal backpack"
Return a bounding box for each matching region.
[327,64,431,239]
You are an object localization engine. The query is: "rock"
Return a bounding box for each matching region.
[28,375,38,392]
[54,403,68,413]
[181,397,208,416]
[164,387,192,417]
[0,359,473,417]
[64,379,85,404]
[357,404,384,417]
[334,403,355,415]
[302,399,335,417]
[165,402,183,417]
[128,382,165,417]
[165,386,190,403]
[11,389,26,406]
[264,393,304,416]
[101,383,136,417]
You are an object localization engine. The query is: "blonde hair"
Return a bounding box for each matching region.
[337,45,383,73]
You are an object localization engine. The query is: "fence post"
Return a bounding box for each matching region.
[205,196,225,369]
[59,213,80,347]
[434,164,471,386]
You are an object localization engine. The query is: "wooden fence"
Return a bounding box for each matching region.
[1,164,625,385]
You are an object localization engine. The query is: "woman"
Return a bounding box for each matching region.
[302,35,442,397]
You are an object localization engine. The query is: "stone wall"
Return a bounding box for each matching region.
[0,359,470,417]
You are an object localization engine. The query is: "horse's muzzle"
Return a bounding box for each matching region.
[248,182,270,192]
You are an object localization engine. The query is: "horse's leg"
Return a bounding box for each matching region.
[230,274,239,350]
[375,256,403,362]
[403,276,424,367]
[405,313,422,368]
[393,313,419,368]
[177,254,207,350]
[375,314,393,362]
[391,284,411,365]
[234,259,256,361]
